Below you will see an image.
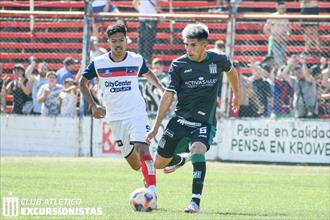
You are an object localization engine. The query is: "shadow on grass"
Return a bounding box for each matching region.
[155,208,288,218]
[217,211,288,217]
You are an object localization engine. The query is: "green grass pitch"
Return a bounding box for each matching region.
[1,157,329,220]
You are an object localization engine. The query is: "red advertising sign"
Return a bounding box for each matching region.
[102,122,120,154]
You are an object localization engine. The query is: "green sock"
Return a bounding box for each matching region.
[191,154,206,207]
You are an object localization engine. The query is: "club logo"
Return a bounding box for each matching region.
[2,193,19,217]
[2,193,103,217]
[209,63,217,74]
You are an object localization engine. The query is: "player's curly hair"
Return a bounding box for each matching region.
[106,23,127,38]
[182,23,209,41]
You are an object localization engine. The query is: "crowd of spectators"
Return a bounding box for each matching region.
[1,57,79,117]
[0,0,328,119]
[237,54,329,119]
[235,1,329,119]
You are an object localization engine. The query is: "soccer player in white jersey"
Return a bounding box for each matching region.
[80,23,165,198]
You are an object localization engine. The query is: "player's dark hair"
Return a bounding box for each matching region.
[106,23,127,38]
[182,23,209,41]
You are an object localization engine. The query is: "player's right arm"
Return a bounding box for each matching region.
[146,91,174,144]
[79,61,105,119]
[146,61,179,143]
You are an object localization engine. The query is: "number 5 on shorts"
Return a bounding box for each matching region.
[199,127,207,134]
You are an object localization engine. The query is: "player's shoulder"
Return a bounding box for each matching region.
[170,54,189,68]
[173,54,188,62]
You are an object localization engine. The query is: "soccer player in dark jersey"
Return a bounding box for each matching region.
[146,23,240,213]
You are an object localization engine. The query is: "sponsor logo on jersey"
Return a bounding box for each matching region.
[104,80,132,93]
[184,78,218,88]
[98,66,139,78]
[164,129,174,138]
[209,63,217,74]
[177,118,202,128]
[104,80,131,87]
[158,137,166,149]
[197,111,206,116]
[184,69,192,73]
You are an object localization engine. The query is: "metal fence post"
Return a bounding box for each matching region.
[220,4,237,118]
[79,0,91,156]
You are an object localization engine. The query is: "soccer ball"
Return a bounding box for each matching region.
[129,188,157,212]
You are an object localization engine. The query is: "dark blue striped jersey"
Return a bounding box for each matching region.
[166,51,233,125]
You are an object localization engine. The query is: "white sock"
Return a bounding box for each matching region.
[148,185,157,195]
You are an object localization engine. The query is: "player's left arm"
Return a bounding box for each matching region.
[226,67,240,112]
[143,70,165,93]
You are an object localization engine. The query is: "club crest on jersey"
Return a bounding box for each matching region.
[104,70,110,76]
[98,66,139,77]
[209,63,217,74]
[126,67,138,75]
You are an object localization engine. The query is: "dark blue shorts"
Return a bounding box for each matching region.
[157,117,216,158]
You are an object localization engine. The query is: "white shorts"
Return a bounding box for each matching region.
[108,115,150,157]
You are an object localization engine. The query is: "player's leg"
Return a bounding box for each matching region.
[155,137,189,169]
[124,147,141,171]
[154,154,172,169]
[163,118,207,174]
[184,141,207,213]
[130,116,156,194]
[122,143,157,194]
[154,117,187,169]
[109,120,142,171]
[134,142,156,194]
[163,138,191,174]
[184,125,216,213]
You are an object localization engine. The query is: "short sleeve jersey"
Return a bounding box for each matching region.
[166,51,232,125]
[83,51,149,121]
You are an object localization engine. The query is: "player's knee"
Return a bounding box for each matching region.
[130,163,141,171]
[134,143,150,156]
[191,142,207,154]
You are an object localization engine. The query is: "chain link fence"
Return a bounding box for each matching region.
[0,10,329,119]
[234,19,329,119]
[0,14,83,116]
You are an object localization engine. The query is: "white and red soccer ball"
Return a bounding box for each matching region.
[129,188,157,212]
